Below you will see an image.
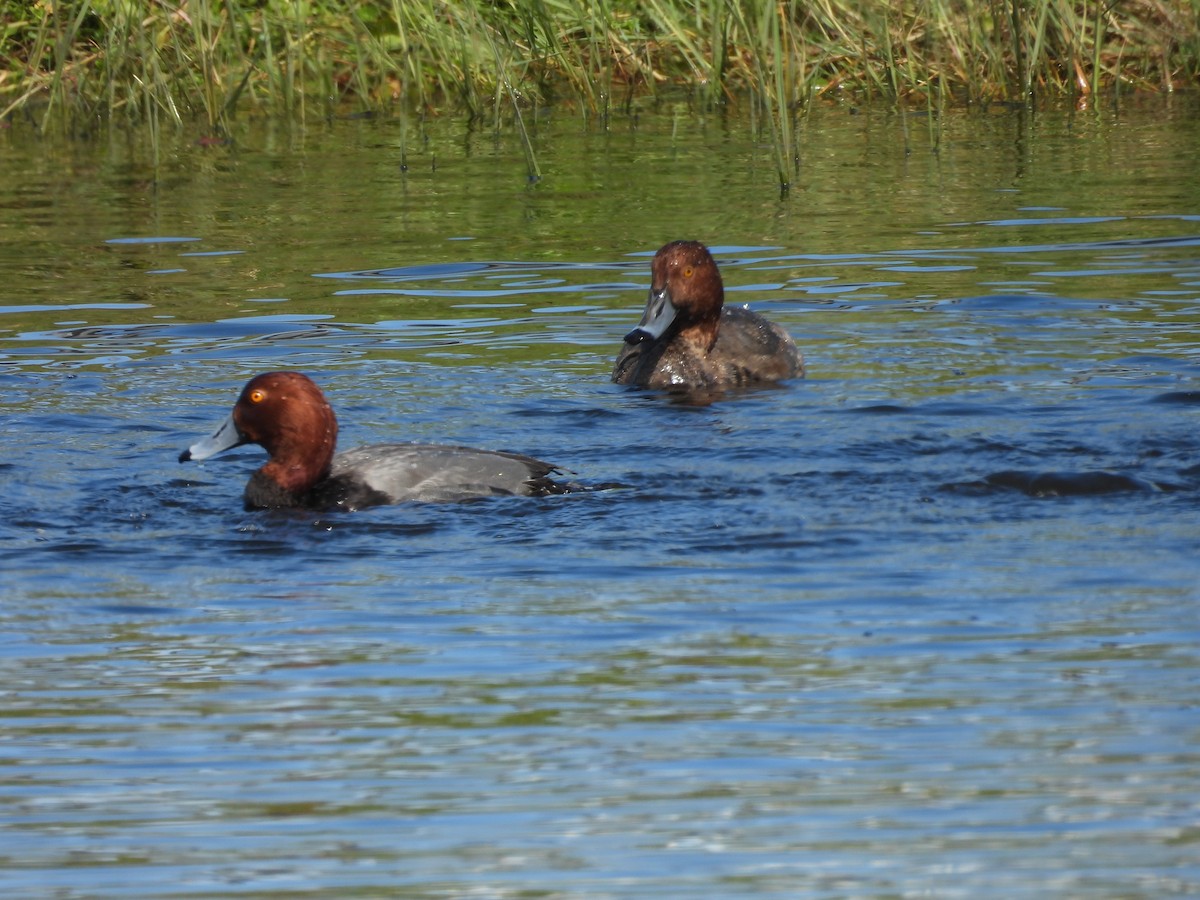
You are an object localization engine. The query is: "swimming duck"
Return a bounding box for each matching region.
[180,371,570,510]
[613,240,804,389]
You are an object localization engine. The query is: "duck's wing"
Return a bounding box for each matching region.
[710,306,805,383]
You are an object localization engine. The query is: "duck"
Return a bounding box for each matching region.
[612,241,804,390]
[179,371,571,510]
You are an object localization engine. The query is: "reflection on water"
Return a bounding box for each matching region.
[1,99,1199,898]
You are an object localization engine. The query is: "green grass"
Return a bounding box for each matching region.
[2,0,1197,134]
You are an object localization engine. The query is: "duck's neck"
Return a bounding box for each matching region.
[680,314,721,354]
[253,408,338,505]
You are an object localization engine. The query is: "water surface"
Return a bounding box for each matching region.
[1,97,1199,898]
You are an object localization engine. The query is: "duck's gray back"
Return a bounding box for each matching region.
[332,443,563,503]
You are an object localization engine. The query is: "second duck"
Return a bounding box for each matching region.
[612,240,804,390]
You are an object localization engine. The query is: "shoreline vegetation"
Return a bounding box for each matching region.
[3,1,1198,188]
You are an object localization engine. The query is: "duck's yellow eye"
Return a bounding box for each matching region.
[249,389,267,404]
[683,266,694,278]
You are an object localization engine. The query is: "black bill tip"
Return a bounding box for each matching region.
[623,328,653,345]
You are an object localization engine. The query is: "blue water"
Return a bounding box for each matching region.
[1,98,1199,898]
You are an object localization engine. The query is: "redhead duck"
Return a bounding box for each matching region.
[180,372,570,510]
[612,241,804,390]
